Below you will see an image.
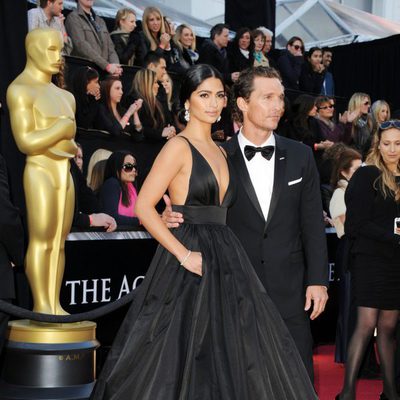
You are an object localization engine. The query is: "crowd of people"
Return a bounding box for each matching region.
[0,0,397,399]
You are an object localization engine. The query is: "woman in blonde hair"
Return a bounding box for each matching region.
[139,6,171,64]
[170,24,199,75]
[346,92,373,159]
[371,100,391,136]
[110,8,142,66]
[336,120,400,400]
[129,69,176,143]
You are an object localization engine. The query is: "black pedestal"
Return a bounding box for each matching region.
[0,339,99,400]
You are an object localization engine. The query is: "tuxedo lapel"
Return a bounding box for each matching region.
[225,136,265,221]
[265,135,287,229]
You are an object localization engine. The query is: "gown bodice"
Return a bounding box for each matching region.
[172,137,235,225]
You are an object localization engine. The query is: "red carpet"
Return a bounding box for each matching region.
[314,345,382,400]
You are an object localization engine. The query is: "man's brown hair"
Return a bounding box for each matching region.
[232,66,282,123]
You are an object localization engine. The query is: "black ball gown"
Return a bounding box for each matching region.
[91,137,317,400]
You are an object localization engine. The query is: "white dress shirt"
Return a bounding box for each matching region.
[238,130,276,220]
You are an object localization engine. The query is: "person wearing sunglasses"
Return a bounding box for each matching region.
[99,150,140,227]
[315,96,352,144]
[336,120,400,400]
[277,36,305,97]
[345,92,374,159]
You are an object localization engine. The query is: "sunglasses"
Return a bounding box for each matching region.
[122,163,137,172]
[363,101,370,106]
[318,105,334,110]
[379,120,400,130]
[293,44,303,51]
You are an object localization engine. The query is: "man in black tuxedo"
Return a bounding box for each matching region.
[164,66,329,380]
[0,154,24,354]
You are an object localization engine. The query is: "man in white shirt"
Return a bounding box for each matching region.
[27,0,73,55]
[164,66,329,381]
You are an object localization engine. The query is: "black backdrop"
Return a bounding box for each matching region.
[331,34,400,113]
[0,0,27,212]
[225,0,275,32]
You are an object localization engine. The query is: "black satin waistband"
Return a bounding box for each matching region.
[172,205,227,225]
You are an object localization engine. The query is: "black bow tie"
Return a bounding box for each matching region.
[244,145,275,161]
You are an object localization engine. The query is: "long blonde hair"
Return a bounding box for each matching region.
[366,122,400,202]
[142,7,166,51]
[348,92,372,125]
[132,69,165,128]
[86,148,112,187]
[371,100,390,135]
[173,24,196,51]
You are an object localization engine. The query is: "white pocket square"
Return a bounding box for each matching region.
[288,177,303,186]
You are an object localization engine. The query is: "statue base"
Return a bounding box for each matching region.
[0,320,98,400]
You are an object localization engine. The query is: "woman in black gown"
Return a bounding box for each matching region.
[91,64,316,400]
[337,120,400,400]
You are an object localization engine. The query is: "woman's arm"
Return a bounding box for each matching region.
[135,137,202,275]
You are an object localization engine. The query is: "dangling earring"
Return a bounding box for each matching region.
[184,108,190,122]
[216,115,221,122]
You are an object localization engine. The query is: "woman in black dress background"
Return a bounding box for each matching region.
[337,120,400,400]
[91,64,316,399]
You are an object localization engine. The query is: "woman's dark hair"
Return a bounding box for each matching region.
[316,95,332,109]
[251,29,266,44]
[104,150,137,207]
[101,76,122,115]
[287,36,304,49]
[306,47,322,59]
[289,94,316,141]
[70,66,99,108]
[179,64,225,106]
[330,147,361,187]
[232,27,254,52]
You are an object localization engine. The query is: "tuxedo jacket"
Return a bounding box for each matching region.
[223,134,329,319]
[0,155,24,299]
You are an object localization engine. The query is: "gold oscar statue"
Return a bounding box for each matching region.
[7,28,77,315]
[1,29,97,398]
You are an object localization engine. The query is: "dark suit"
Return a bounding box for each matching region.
[0,154,24,352]
[198,39,232,84]
[223,134,329,378]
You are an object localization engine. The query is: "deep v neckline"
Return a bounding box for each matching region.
[184,138,231,207]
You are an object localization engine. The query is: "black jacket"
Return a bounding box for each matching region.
[345,166,400,260]
[277,49,304,91]
[70,161,100,229]
[227,45,253,73]
[110,30,143,66]
[299,62,325,95]
[223,134,329,318]
[198,39,232,84]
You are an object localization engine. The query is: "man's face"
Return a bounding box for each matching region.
[322,51,332,67]
[238,77,284,135]
[48,0,63,16]
[214,28,229,49]
[263,34,272,53]
[30,31,62,75]
[149,58,167,81]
